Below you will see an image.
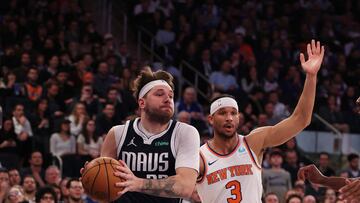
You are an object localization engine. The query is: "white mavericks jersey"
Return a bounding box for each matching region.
[196,135,262,203]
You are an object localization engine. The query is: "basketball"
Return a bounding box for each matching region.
[81,157,124,202]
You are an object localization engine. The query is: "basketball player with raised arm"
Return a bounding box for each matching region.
[101,68,200,202]
[196,40,325,203]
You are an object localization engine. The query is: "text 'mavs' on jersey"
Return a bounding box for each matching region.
[113,118,181,203]
[197,135,263,203]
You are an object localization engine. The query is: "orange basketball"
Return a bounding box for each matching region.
[81,157,124,202]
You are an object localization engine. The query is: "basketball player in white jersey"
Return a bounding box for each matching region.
[196,40,325,203]
[100,68,200,203]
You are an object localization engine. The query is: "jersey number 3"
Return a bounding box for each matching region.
[225,180,242,203]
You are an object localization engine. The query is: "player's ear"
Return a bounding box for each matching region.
[208,114,214,125]
[138,98,145,109]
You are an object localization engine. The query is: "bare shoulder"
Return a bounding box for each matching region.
[245,126,272,155]
[101,125,126,158]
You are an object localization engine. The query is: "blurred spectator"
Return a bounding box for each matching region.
[44,166,61,186]
[344,153,360,178]
[283,150,301,186]
[8,168,21,187]
[4,185,27,203]
[263,150,292,203]
[285,194,302,203]
[303,195,317,203]
[59,177,70,202]
[77,119,103,159]
[317,152,335,177]
[23,68,43,104]
[0,118,17,154]
[264,192,280,203]
[155,19,175,47]
[263,66,279,93]
[268,91,290,121]
[22,175,37,203]
[323,188,336,203]
[0,168,10,203]
[12,104,32,162]
[176,111,191,124]
[95,103,119,137]
[35,186,57,203]
[20,151,46,187]
[70,85,100,119]
[93,62,118,99]
[43,82,65,118]
[318,95,350,133]
[67,102,89,137]
[241,66,261,94]
[49,119,76,157]
[65,178,85,203]
[209,60,238,95]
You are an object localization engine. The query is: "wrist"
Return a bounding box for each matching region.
[306,73,317,79]
[136,178,146,192]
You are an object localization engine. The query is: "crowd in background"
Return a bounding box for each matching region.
[0,0,359,202]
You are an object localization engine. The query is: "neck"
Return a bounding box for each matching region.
[31,165,42,171]
[140,116,170,134]
[272,165,282,170]
[209,134,238,155]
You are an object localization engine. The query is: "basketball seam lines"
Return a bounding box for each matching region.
[90,160,101,198]
[104,159,111,202]
[82,162,121,178]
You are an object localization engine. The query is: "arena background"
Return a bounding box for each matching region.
[0,0,359,202]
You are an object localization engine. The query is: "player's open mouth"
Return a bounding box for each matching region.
[224,124,233,129]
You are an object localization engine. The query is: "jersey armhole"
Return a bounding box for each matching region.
[197,151,207,183]
[115,121,130,156]
[243,137,262,170]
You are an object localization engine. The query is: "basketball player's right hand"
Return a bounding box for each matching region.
[297,164,325,185]
[114,160,143,196]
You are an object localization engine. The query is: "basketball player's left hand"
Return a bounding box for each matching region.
[297,164,325,185]
[339,179,360,202]
[300,40,325,76]
[114,160,142,196]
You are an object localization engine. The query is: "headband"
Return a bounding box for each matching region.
[210,97,238,115]
[138,80,172,98]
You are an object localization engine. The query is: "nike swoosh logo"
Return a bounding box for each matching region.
[208,160,218,166]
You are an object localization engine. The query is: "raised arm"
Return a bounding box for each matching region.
[247,40,325,156]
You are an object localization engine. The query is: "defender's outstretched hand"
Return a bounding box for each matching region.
[297,164,325,184]
[300,40,325,76]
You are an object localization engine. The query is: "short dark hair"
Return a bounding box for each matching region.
[286,194,303,203]
[348,153,359,162]
[66,178,81,189]
[319,152,329,158]
[35,186,57,203]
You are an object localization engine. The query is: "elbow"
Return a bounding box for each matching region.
[292,112,312,128]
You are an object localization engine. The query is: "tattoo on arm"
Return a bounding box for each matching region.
[140,177,182,198]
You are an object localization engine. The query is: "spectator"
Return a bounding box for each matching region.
[241,66,261,94]
[283,150,301,186]
[77,119,103,159]
[209,60,238,95]
[8,169,21,187]
[344,153,360,178]
[268,91,290,121]
[303,195,317,203]
[4,185,27,203]
[65,178,85,203]
[176,111,191,124]
[0,168,10,203]
[263,150,292,203]
[95,103,119,137]
[44,166,61,186]
[59,178,70,202]
[20,151,46,187]
[155,19,176,47]
[23,67,43,104]
[67,102,89,137]
[286,194,302,203]
[35,186,57,203]
[43,82,65,118]
[70,85,100,119]
[49,119,76,157]
[323,188,336,203]
[317,152,335,177]
[264,192,280,203]
[93,62,118,99]
[22,175,37,203]
[0,118,17,155]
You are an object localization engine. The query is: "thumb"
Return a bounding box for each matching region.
[300,53,305,65]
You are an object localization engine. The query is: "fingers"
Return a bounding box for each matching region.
[311,39,316,54]
[339,180,360,200]
[300,53,305,65]
[316,41,320,54]
[297,168,306,181]
[307,43,312,57]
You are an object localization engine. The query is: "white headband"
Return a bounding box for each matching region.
[138,80,172,98]
[210,97,238,115]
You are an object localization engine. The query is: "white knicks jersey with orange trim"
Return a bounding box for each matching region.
[196,135,262,203]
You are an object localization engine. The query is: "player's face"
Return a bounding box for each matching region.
[141,85,174,124]
[209,107,239,138]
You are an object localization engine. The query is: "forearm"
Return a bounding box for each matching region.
[292,74,317,126]
[139,176,193,199]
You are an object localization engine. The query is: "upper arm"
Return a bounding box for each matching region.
[247,115,307,156]
[100,127,117,159]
